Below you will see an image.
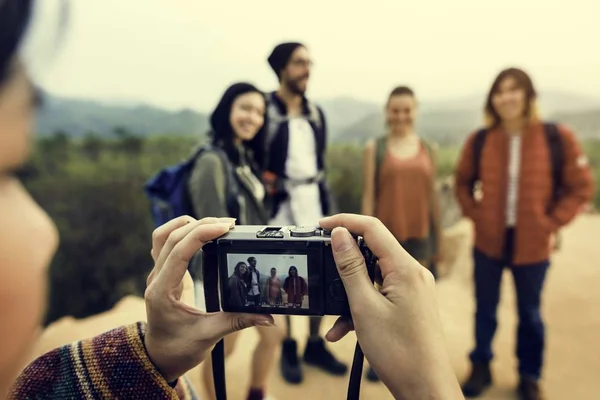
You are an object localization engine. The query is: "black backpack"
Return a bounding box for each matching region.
[470,122,564,202]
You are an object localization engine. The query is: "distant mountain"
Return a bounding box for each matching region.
[333,90,600,144]
[552,109,600,139]
[35,90,600,143]
[316,96,381,140]
[36,94,209,137]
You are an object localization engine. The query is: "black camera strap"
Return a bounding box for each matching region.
[345,238,378,400]
[202,245,228,400]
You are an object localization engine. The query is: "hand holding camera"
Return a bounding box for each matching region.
[144,214,462,399]
[320,214,463,400]
[143,216,275,384]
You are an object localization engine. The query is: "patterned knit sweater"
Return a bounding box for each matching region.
[9,322,199,399]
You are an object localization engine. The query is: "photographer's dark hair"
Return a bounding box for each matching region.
[484,67,539,128]
[208,82,266,172]
[0,0,33,83]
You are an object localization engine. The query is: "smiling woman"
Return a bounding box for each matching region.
[454,67,594,400]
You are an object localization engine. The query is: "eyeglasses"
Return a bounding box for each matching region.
[288,59,313,68]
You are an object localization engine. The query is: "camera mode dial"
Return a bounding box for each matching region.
[289,226,318,237]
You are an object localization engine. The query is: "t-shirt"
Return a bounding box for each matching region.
[506,134,522,227]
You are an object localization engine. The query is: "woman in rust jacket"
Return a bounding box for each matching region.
[454,67,593,400]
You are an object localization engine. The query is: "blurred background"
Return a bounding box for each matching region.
[22,0,599,399]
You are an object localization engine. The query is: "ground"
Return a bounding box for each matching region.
[28,216,600,399]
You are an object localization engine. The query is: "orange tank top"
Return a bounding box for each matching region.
[375,142,433,242]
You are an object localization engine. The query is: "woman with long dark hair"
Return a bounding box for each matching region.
[187,83,284,400]
[455,67,593,400]
[228,261,249,307]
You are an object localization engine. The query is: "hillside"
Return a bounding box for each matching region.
[35,90,600,143]
[36,94,209,137]
[334,91,600,144]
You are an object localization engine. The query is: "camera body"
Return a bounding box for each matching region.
[201,225,376,316]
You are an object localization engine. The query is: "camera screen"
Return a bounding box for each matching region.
[225,253,310,310]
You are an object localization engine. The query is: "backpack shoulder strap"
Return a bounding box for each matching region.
[307,102,323,131]
[263,94,287,169]
[421,139,438,167]
[374,136,387,199]
[543,122,564,201]
[471,128,489,188]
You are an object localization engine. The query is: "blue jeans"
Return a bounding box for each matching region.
[470,229,549,380]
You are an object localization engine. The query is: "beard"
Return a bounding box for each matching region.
[284,75,308,95]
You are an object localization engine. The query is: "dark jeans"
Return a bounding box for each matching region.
[248,294,261,306]
[470,229,549,380]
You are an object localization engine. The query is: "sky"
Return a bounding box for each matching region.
[24,0,600,112]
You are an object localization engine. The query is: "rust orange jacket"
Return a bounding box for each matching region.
[454,121,594,265]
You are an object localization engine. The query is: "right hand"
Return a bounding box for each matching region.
[320,214,463,400]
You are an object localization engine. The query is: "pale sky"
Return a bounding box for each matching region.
[29,0,600,112]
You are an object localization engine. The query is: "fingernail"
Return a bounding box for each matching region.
[255,319,275,327]
[318,216,331,225]
[332,228,352,253]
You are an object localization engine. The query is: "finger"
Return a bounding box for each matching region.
[154,217,235,278]
[331,228,379,311]
[203,312,276,340]
[325,316,354,342]
[151,215,197,262]
[156,222,232,291]
[321,214,418,277]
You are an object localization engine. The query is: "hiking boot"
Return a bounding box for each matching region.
[461,362,492,397]
[280,338,303,384]
[365,366,380,382]
[517,377,545,400]
[303,337,348,375]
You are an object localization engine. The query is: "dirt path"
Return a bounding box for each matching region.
[30,216,600,399]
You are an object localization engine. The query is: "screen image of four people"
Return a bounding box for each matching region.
[227,256,309,309]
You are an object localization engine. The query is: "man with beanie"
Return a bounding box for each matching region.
[260,42,347,384]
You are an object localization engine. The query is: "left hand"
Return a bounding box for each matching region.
[143,216,275,383]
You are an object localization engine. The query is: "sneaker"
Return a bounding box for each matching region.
[302,337,348,375]
[280,338,303,384]
[365,366,380,382]
[517,377,545,400]
[461,362,492,397]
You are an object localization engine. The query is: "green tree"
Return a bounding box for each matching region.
[81,132,103,162]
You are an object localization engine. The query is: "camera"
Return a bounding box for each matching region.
[201,225,377,316]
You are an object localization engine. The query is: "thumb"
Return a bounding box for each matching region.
[206,312,275,339]
[331,227,378,305]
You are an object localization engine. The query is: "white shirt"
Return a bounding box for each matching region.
[249,269,260,296]
[506,134,522,227]
[269,117,323,226]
